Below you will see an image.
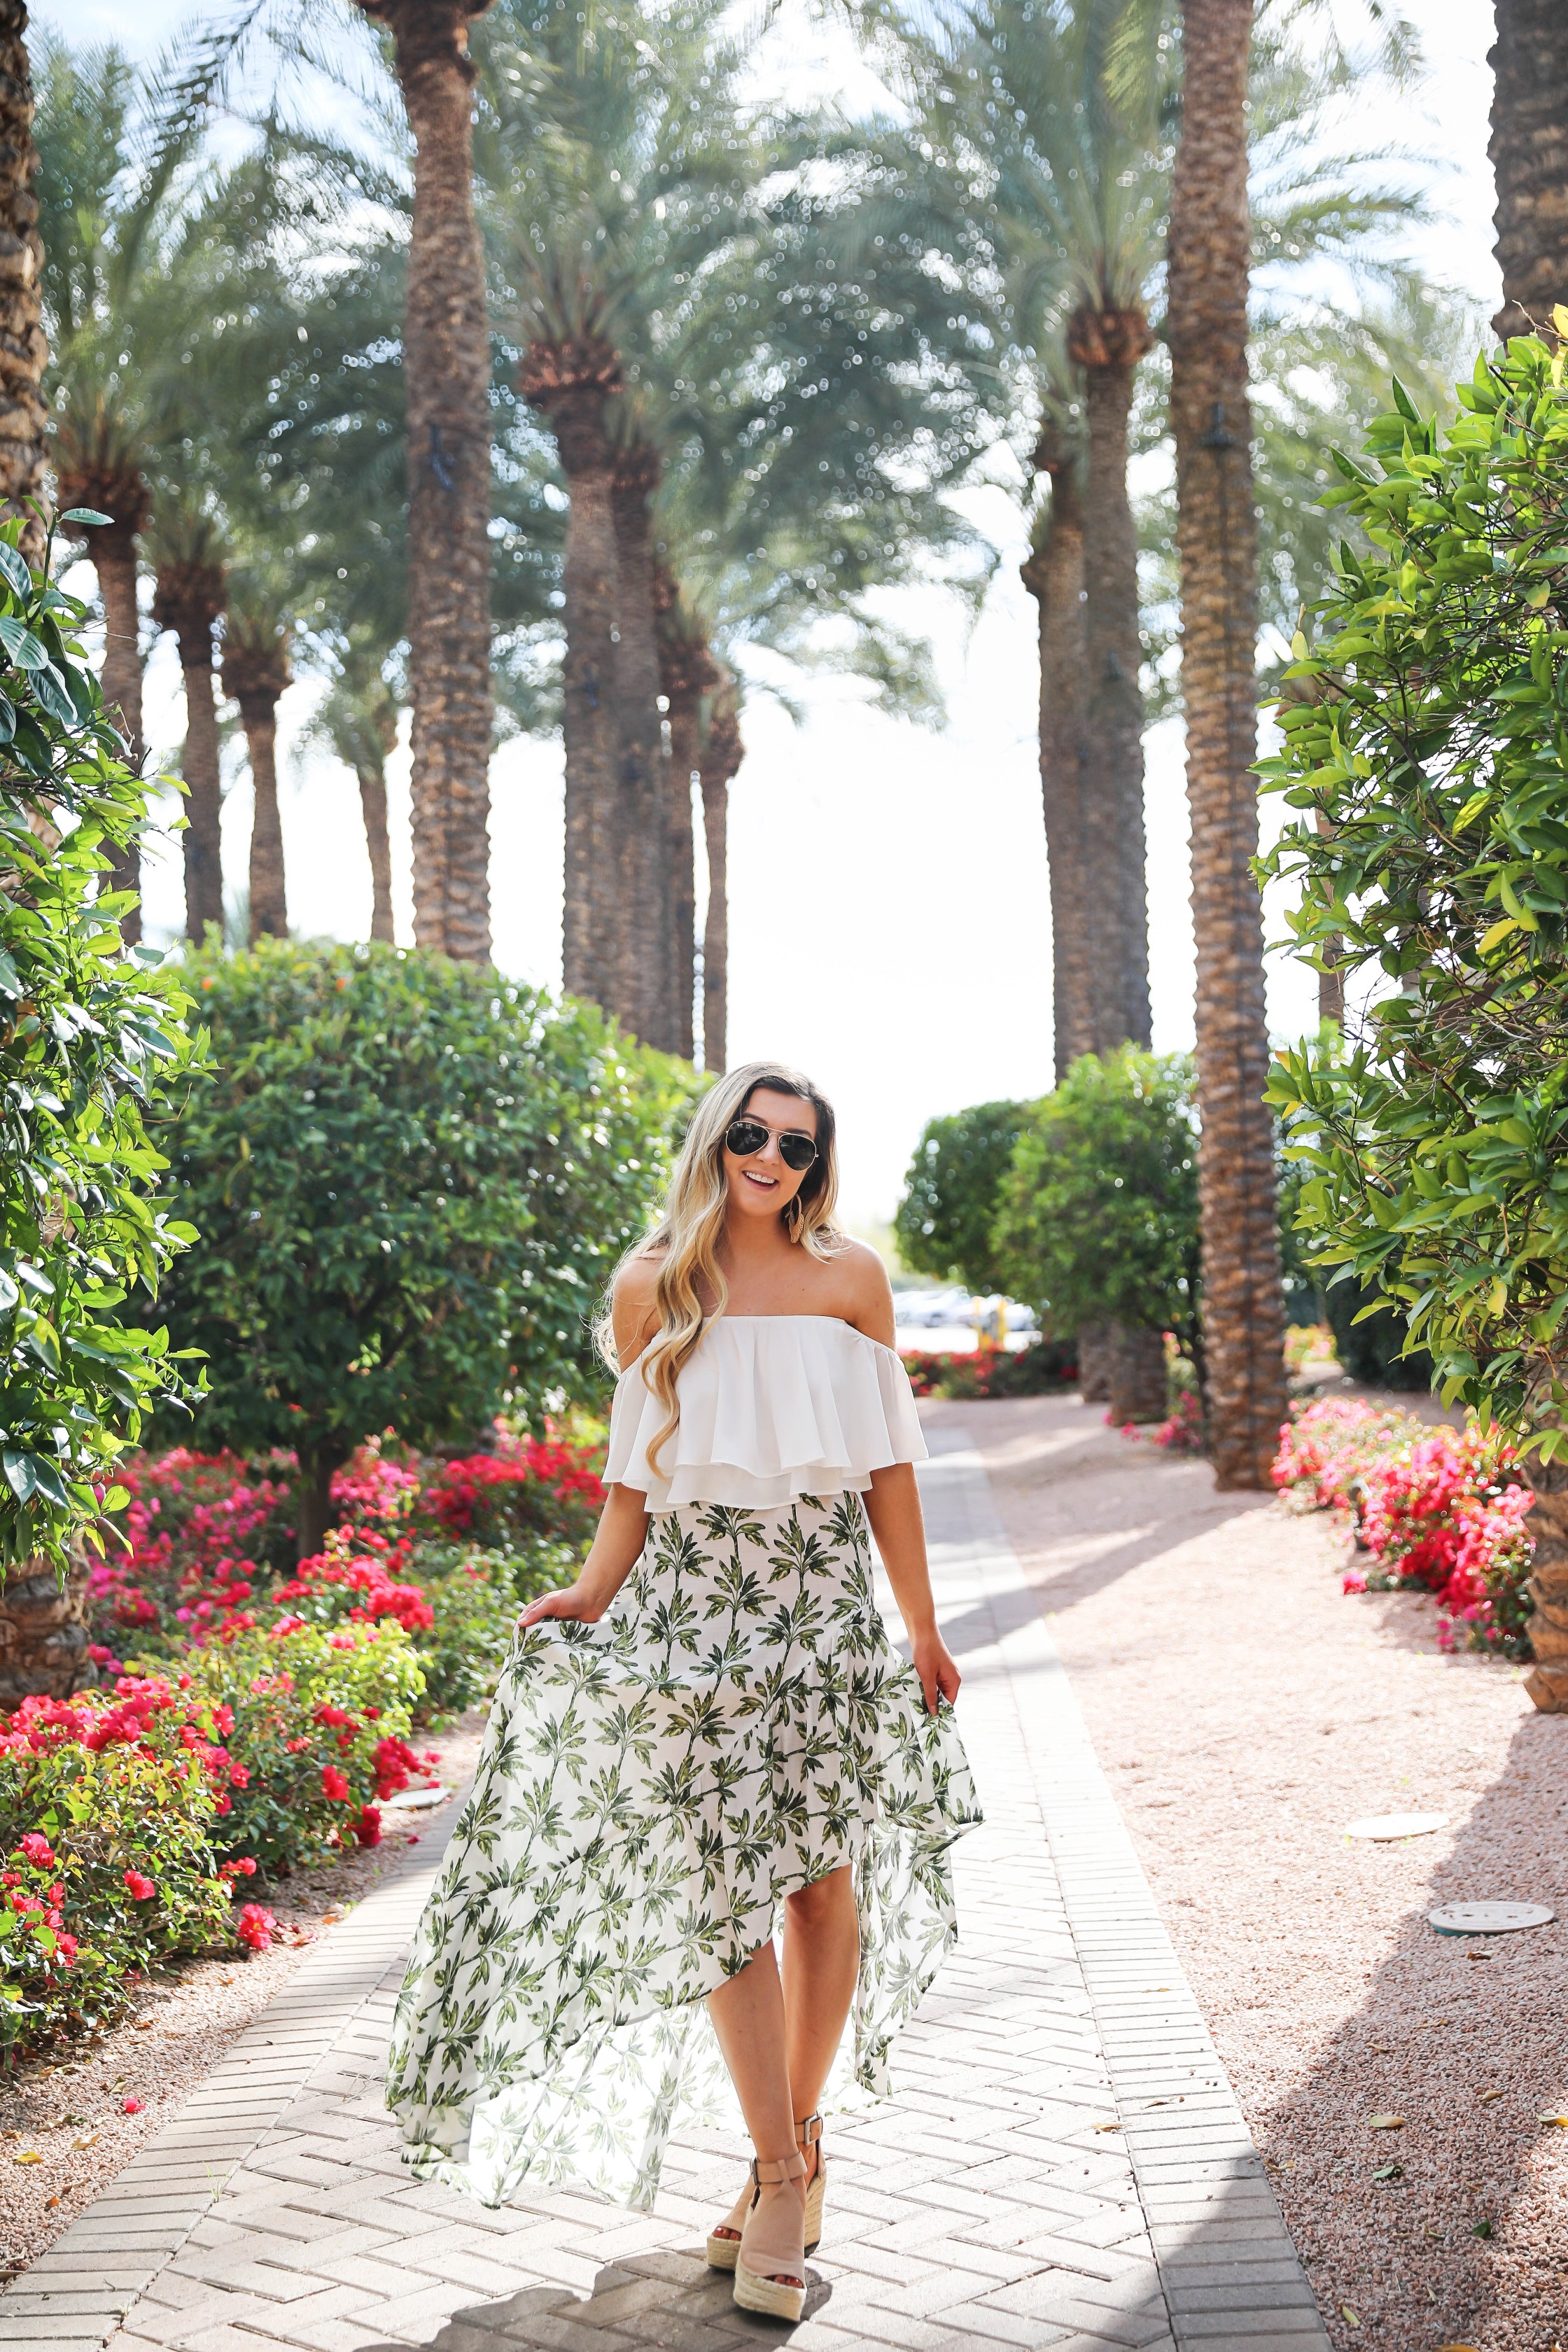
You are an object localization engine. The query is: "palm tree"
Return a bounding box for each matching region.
[699,671,741,1075]
[145,1,496,955]
[655,564,716,1064]
[148,498,226,941]
[517,302,623,1014]
[916,0,1170,1046]
[1490,0,1568,340]
[52,388,149,936]
[344,2,493,962]
[1019,408,1093,1079]
[901,0,1434,1065]
[1166,0,1286,1490]
[221,576,292,941]
[608,409,671,1046]
[484,0,761,1040]
[306,640,402,944]
[0,3,48,561]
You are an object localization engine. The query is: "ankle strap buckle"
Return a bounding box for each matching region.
[794,2113,823,2147]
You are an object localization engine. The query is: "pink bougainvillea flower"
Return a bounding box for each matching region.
[321,1765,349,1802]
[17,1833,55,1868]
[123,1870,157,1900]
[352,1805,382,1848]
[122,2097,144,2114]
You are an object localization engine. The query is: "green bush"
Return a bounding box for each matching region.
[176,1618,426,1873]
[0,513,201,1572]
[407,1543,570,1722]
[895,1100,1032,1294]
[146,940,695,1546]
[1263,337,1568,1455]
[993,1051,1202,1357]
[0,1690,231,2057]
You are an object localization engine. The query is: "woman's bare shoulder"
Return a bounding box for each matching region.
[830,1237,897,1341]
[614,1247,666,1308]
[612,1248,666,1362]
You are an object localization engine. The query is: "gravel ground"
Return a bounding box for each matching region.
[0,1711,486,2280]
[925,1394,1568,2352]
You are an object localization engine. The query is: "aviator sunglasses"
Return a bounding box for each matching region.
[724,1116,819,1173]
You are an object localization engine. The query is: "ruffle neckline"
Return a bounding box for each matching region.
[603,1315,927,1511]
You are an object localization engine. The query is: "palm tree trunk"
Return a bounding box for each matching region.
[1021,469,1093,1080]
[93,521,143,944]
[176,620,223,939]
[360,0,493,963]
[1076,1322,1113,1402]
[548,398,620,1014]
[1168,0,1288,1492]
[610,451,669,1047]
[699,688,740,1075]
[1070,324,1153,1052]
[1490,0,1568,341]
[0,4,48,568]
[358,761,396,942]
[0,1534,94,1704]
[665,682,699,1062]
[1108,1325,1169,1426]
[238,693,287,940]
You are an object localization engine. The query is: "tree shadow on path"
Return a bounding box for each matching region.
[1261,1707,1568,2352]
[355,2244,822,2346]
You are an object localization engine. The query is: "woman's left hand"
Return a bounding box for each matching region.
[911,1630,960,1716]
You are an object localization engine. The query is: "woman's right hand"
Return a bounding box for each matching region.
[518,1581,605,1630]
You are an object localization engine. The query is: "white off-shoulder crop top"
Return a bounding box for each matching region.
[603,1314,928,1512]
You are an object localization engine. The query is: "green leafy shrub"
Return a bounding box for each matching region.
[174,1619,428,1873]
[994,1051,1202,1359]
[0,1683,232,2057]
[0,512,201,1572]
[1262,337,1568,1455]
[409,1548,536,1721]
[895,1100,1031,1295]
[145,940,694,1548]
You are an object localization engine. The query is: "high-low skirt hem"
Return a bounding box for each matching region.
[386,1491,981,2212]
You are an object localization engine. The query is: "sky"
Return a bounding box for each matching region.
[47,0,1503,1228]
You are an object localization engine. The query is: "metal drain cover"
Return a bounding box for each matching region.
[1429,1901,1556,1937]
[1346,1812,1450,1841]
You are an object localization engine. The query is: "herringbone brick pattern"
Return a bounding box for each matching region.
[0,1432,1326,2352]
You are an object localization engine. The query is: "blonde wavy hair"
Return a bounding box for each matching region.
[599,1060,845,1475]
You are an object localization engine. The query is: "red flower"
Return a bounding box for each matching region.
[123,1870,157,1901]
[352,1805,382,1847]
[236,1902,276,1952]
[122,2096,144,2113]
[17,1833,54,1868]
[321,1765,349,1802]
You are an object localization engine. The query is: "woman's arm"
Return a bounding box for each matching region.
[862,1463,960,1716]
[519,1483,649,1626]
[519,1254,661,1628]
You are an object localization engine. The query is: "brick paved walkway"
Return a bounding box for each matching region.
[2,1432,1329,2352]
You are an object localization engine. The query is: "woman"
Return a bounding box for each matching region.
[387,1062,980,2323]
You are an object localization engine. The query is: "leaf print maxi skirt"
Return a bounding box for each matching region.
[386,1491,981,2211]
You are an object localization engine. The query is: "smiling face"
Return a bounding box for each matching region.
[722,1086,820,1228]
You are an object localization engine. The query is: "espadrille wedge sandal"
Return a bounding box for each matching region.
[797,2110,827,2252]
[706,2112,826,2268]
[732,2149,808,2322]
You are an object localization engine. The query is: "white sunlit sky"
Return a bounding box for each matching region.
[50,0,1501,1231]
